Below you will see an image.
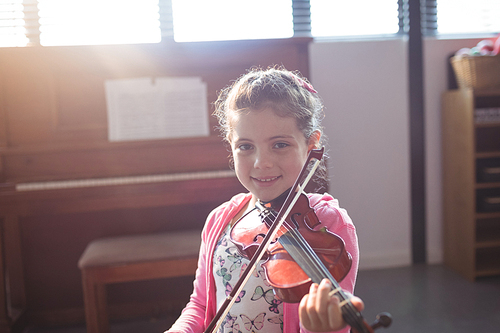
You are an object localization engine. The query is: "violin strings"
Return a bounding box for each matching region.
[283,228,367,332]
[262,208,368,333]
[261,207,336,285]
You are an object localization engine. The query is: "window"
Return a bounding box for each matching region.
[6,1,498,48]
[0,0,30,47]
[437,0,500,34]
[38,0,161,46]
[0,0,161,47]
[310,0,400,37]
[171,0,293,42]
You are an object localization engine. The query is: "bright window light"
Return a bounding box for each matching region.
[0,0,29,47]
[172,0,293,42]
[310,0,399,37]
[38,0,161,46]
[437,0,500,34]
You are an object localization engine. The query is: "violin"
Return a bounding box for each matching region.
[230,191,353,303]
[204,148,391,333]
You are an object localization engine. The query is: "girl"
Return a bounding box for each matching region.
[166,67,362,333]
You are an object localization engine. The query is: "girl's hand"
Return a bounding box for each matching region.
[299,279,364,332]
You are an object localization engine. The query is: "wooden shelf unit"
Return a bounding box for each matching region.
[442,88,500,281]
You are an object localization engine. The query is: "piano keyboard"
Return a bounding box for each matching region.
[16,170,236,192]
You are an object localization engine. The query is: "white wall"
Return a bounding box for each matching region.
[309,36,485,269]
[309,39,411,269]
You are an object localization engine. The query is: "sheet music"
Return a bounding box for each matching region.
[105,77,209,141]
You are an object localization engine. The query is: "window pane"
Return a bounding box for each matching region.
[0,0,29,47]
[311,0,399,37]
[38,0,161,46]
[172,0,293,42]
[437,0,500,34]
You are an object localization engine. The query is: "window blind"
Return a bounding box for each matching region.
[0,0,35,46]
[421,0,438,36]
[292,0,312,37]
[159,0,173,39]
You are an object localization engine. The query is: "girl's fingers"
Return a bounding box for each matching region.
[299,280,364,332]
[350,296,365,312]
[299,293,311,328]
[316,279,333,326]
[327,293,342,329]
[306,282,321,323]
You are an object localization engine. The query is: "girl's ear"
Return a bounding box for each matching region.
[307,130,322,151]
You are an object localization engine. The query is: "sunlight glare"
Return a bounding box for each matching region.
[311,0,399,37]
[437,0,500,34]
[0,0,29,47]
[38,0,161,46]
[172,0,293,42]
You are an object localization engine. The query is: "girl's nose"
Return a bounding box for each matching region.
[254,150,273,169]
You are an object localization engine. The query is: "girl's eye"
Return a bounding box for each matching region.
[238,143,253,151]
[274,142,289,149]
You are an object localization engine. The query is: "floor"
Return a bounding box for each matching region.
[354,264,500,333]
[23,264,500,333]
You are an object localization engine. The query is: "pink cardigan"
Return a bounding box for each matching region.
[166,192,359,333]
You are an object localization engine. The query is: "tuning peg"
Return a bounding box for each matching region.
[370,312,392,330]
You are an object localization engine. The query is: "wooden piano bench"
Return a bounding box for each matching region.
[78,230,201,333]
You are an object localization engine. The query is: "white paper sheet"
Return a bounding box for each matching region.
[105,77,209,141]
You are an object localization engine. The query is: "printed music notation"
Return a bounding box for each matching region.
[105,77,209,142]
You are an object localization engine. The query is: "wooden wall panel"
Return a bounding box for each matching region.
[0,39,310,149]
[3,137,231,183]
[0,70,6,149]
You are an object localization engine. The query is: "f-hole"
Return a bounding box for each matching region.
[290,213,301,228]
[253,233,279,245]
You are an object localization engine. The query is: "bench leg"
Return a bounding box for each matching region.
[82,271,109,333]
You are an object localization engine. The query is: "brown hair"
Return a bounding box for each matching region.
[213,66,329,191]
[214,66,324,146]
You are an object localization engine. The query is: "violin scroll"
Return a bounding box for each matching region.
[348,311,392,333]
[370,312,392,330]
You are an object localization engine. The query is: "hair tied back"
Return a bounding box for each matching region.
[292,74,318,94]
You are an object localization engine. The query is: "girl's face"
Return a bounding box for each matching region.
[229,107,319,205]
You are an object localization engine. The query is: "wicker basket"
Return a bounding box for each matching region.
[451,55,500,89]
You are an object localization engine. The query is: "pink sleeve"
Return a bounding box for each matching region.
[313,198,359,294]
[164,207,220,333]
[165,194,249,333]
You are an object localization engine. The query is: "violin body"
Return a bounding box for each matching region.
[230,193,352,303]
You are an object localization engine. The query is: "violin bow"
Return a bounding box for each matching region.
[204,148,324,333]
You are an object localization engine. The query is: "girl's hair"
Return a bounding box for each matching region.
[213,66,329,192]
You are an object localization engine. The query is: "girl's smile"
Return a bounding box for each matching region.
[229,107,319,206]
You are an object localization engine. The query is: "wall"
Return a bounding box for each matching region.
[310,39,411,269]
[309,36,487,269]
